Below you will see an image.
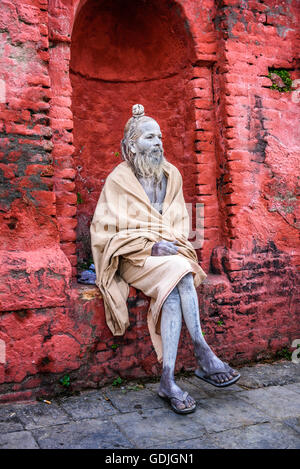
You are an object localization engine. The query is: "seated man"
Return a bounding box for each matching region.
[90,104,240,414]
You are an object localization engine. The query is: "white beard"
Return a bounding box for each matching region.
[132,147,166,181]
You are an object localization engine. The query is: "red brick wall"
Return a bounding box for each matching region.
[213,0,300,260]
[0,0,299,402]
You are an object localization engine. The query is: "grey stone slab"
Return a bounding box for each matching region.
[283,416,300,434]
[151,436,219,449]
[0,405,24,433]
[192,394,269,434]
[112,407,207,448]
[0,430,39,449]
[212,422,300,449]
[284,383,300,395]
[238,385,300,419]
[14,401,71,430]
[57,390,117,420]
[102,385,165,413]
[237,361,300,389]
[32,419,134,449]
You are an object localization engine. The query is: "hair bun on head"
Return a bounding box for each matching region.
[132,104,145,118]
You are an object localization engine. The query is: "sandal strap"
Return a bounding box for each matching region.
[170,391,189,403]
[158,391,192,404]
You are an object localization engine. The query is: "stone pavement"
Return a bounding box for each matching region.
[0,361,299,449]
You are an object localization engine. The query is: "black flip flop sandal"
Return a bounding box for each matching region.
[158,391,196,414]
[195,368,241,388]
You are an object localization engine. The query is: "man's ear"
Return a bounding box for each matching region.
[129,142,136,155]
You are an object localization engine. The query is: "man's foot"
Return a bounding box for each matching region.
[158,380,196,413]
[194,367,240,388]
[158,390,196,414]
[195,345,240,386]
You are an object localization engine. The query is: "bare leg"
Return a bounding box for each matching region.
[176,273,239,384]
[158,286,195,410]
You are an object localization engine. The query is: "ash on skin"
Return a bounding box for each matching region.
[121,110,239,412]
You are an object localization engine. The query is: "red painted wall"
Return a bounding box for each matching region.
[0,0,299,402]
[70,0,197,264]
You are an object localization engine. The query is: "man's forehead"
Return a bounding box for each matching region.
[137,119,161,135]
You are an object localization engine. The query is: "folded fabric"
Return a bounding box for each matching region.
[90,160,207,360]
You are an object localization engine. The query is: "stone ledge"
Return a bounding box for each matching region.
[72,272,230,302]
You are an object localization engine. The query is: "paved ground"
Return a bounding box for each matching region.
[0,360,299,449]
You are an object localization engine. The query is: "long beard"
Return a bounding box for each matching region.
[131,148,166,181]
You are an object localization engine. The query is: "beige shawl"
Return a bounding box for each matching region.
[90,160,205,342]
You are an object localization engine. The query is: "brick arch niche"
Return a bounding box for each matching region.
[49,0,221,277]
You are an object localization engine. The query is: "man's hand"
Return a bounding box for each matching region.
[151,240,178,256]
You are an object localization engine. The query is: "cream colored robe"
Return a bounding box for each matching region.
[90,160,207,361]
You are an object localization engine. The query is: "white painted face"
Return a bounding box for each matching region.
[131,120,163,158]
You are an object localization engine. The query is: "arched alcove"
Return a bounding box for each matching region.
[70,0,198,266]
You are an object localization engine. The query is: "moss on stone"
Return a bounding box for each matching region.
[268,68,293,92]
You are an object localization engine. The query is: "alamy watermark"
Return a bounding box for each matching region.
[97,197,205,249]
[291,339,300,364]
[291,79,300,103]
[0,339,5,364]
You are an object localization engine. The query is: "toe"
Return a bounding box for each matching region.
[212,373,222,384]
[172,394,195,411]
[172,399,185,411]
[223,371,239,382]
[186,396,195,408]
[227,370,238,380]
[225,364,239,376]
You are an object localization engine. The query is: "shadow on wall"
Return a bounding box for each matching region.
[70,0,197,268]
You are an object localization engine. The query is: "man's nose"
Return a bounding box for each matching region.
[153,136,162,146]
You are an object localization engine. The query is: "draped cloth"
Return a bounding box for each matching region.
[90,160,207,362]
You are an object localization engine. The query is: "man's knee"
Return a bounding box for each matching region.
[178,272,195,291]
[164,285,180,304]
